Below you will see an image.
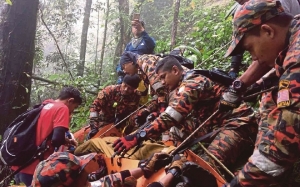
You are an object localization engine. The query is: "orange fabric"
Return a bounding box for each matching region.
[12,100,70,174]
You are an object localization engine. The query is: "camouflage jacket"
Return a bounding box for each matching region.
[90,85,140,124]
[141,70,257,139]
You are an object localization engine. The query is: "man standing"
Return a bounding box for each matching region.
[12,86,82,186]
[116,19,156,84]
[219,0,300,186]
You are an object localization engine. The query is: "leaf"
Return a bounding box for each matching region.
[5,0,12,5]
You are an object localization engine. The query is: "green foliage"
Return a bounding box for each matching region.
[5,0,12,5]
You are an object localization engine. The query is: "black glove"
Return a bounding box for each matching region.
[135,109,151,127]
[166,154,187,173]
[219,86,241,111]
[138,153,171,178]
[181,161,217,187]
[86,119,99,140]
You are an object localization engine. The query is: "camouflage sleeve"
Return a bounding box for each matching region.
[89,86,114,120]
[99,171,137,187]
[138,54,164,94]
[143,76,213,138]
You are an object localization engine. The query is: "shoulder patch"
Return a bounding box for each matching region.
[277,89,290,108]
[279,80,290,90]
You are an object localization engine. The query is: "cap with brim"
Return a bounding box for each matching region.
[32,152,96,187]
[123,74,141,89]
[119,51,140,68]
[225,0,284,57]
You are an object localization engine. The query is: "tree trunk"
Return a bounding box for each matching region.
[77,0,92,76]
[99,0,110,81]
[113,0,129,71]
[0,0,38,185]
[94,9,100,74]
[170,0,180,50]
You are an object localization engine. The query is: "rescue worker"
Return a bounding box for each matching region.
[113,56,258,178]
[228,0,300,79]
[120,51,193,144]
[87,74,141,139]
[219,0,300,186]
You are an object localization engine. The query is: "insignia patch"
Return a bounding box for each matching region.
[98,92,104,99]
[277,89,290,108]
[279,80,290,90]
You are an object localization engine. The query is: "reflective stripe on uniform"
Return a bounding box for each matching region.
[152,82,164,92]
[165,106,183,122]
[251,149,286,177]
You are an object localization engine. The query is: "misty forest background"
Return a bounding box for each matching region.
[0,0,253,137]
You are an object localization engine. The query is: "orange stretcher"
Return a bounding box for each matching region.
[76,150,226,187]
[73,123,121,144]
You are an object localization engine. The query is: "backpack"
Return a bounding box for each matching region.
[0,103,47,166]
[156,54,194,69]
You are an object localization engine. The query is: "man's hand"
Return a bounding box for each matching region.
[166,154,187,173]
[131,20,144,38]
[86,119,100,140]
[112,134,139,156]
[219,86,242,111]
[135,109,151,127]
[138,153,171,178]
[65,137,78,147]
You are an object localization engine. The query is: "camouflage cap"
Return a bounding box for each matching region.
[31,152,96,187]
[225,0,284,57]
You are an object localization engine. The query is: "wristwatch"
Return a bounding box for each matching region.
[167,168,180,178]
[138,130,147,140]
[232,79,246,92]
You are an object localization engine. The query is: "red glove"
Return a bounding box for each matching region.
[112,134,138,156]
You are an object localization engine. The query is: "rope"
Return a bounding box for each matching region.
[195,40,231,69]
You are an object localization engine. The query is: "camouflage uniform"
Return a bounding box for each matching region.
[224,1,300,186]
[137,54,167,112]
[90,84,140,133]
[141,70,258,173]
[136,55,191,142]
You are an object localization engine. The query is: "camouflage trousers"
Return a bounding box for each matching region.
[201,124,257,179]
[227,107,300,187]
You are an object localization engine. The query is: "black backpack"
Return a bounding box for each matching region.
[0,103,47,166]
[156,54,195,69]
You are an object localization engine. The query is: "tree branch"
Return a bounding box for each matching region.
[31,75,97,95]
[39,9,74,81]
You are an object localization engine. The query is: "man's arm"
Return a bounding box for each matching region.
[89,86,114,122]
[140,31,156,54]
[143,77,210,138]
